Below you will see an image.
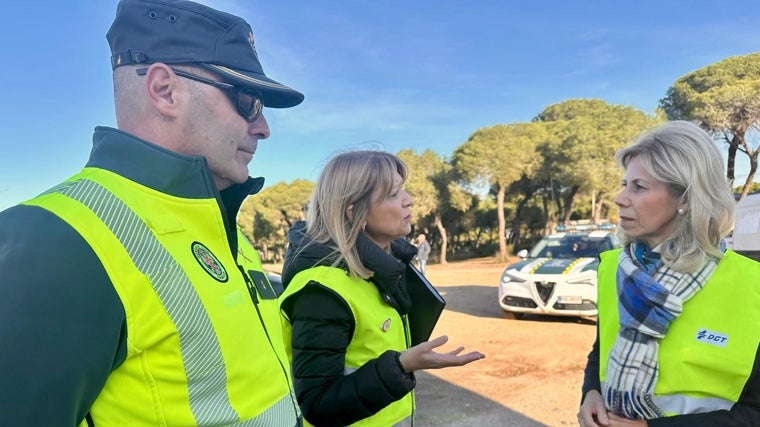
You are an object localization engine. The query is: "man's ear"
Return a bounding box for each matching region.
[143,63,181,118]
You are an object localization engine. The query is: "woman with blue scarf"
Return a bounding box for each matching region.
[578,121,760,426]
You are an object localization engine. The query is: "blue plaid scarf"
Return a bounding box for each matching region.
[617,243,674,337]
[602,242,716,419]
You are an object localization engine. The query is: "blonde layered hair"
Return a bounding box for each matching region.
[615,120,735,272]
[306,151,408,278]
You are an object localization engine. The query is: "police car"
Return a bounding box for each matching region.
[498,223,620,319]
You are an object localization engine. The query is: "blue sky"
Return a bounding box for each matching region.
[2,1,759,210]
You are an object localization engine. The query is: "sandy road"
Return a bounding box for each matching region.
[415,258,596,427]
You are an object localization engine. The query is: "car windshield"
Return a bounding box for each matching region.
[528,234,613,258]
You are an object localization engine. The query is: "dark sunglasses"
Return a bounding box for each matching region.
[136,67,264,122]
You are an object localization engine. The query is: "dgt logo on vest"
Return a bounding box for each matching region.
[696,329,729,348]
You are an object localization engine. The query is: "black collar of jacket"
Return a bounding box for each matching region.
[87,126,264,255]
[356,232,415,314]
[283,221,417,315]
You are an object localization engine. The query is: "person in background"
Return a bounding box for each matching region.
[415,233,431,275]
[577,120,760,426]
[0,0,304,425]
[279,150,485,426]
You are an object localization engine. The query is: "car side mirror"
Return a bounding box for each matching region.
[516,249,528,259]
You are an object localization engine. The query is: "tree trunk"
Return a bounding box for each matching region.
[541,194,551,236]
[727,135,739,187]
[496,184,508,261]
[511,216,522,256]
[542,187,558,236]
[434,213,448,264]
[509,191,534,255]
[550,176,563,226]
[740,151,759,200]
[562,185,580,223]
[592,190,606,223]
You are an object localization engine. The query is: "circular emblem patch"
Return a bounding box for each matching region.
[191,242,228,283]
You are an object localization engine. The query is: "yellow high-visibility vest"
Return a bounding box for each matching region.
[598,249,760,415]
[26,167,299,426]
[281,265,414,426]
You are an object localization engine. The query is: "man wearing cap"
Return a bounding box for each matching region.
[0,0,304,425]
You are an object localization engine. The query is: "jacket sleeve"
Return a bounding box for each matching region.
[581,326,601,404]
[284,284,415,427]
[0,206,127,426]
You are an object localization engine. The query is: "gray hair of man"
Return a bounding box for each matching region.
[306,150,408,279]
[614,120,735,273]
[112,63,215,133]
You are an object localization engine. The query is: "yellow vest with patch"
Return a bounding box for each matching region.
[280,265,414,427]
[24,167,299,426]
[598,249,760,415]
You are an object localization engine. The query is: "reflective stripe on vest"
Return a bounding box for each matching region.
[653,394,732,416]
[54,179,296,426]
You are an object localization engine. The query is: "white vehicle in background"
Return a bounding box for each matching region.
[730,193,760,262]
[498,222,621,320]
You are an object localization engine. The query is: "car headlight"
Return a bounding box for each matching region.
[565,275,595,286]
[500,270,526,283]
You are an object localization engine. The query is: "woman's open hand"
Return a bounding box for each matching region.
[398,335,485,372]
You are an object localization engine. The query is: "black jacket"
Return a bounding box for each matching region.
[281,221,417,426]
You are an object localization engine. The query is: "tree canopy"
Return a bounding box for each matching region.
[453,122,547,260]
[660,52,760,198]
[239,54,759,264]
[239,179,314,262]
[536,99,659,223]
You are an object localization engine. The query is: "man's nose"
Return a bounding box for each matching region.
[249,113,270,139]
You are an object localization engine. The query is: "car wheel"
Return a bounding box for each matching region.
[502,310,524,320]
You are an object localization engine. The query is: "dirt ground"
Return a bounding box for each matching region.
[414,257,595,427]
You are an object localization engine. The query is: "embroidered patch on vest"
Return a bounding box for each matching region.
[381,318,391,332]
[696,328,728,348]
[191,242,228,283]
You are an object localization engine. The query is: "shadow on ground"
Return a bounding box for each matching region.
[415,371,548,427]
[438,284,596,325]
[436,285,503,319]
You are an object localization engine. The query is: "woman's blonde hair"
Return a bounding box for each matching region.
[615,120,735,272]
[306,150,408,278]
